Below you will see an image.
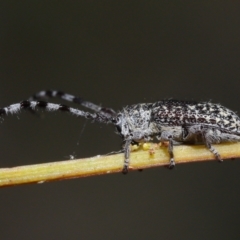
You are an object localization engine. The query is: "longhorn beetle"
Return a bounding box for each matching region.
[1,90,240,174]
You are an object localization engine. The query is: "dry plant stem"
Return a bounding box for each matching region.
[0,142,240,187]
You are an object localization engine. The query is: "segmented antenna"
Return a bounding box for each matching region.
[0,100,112,124]
[30,90,116,118]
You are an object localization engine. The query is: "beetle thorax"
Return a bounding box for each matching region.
[115,104,159,141]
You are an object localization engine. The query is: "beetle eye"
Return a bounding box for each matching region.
[112,117,118,124]
[112,116,121,124]
[116,125,122,133]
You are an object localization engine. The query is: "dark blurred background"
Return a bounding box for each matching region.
[0,1,240,239]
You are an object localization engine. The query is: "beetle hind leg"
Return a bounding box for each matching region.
[201,128,223,162]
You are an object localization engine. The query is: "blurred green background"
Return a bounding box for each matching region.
[0,1,240,239]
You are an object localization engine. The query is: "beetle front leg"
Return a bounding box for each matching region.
[122,139,132,174]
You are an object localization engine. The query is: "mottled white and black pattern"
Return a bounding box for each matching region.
[30,90,116,118]
[1,91,240,174]
[151,100,240,132]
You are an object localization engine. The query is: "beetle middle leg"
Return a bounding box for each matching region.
[157,131,175,168]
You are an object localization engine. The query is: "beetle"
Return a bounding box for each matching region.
[1,90,240,173]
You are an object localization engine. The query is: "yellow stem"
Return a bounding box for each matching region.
[0,142,240,187]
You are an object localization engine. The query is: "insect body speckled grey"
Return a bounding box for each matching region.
[1,91,240,173]
[115,100,240,172]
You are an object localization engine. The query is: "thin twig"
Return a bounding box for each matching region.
[0,142,240,187]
